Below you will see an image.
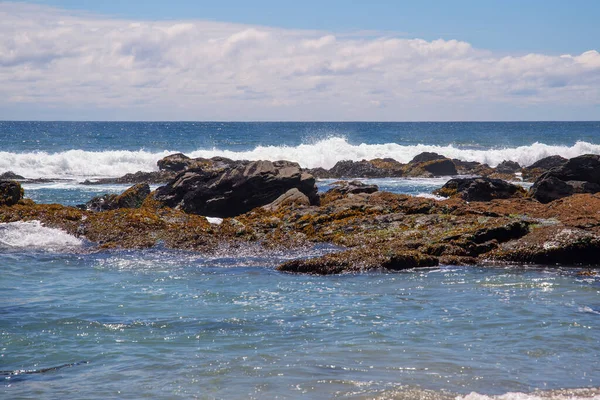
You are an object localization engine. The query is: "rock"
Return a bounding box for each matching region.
[328,180,379,195]
[304,167,333,179]
[82,171,175,185]
[263,188,310,211]
[327,159,403,178]
[277,248,438,275]
[404,158,458,177]
[522,155,568,181]
[434,177,527,201]
[530,155,600,203]
[410,152,446,164]
[157,154,247,173]
[495,160,521,174]
[154,160,319,217]
[82,183,150,212]
[0,171,25,180]
[0,180,24,206]
[452,159,494,176]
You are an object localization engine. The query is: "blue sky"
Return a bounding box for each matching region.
[1,1,599,120]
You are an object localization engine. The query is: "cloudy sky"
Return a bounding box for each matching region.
[1,0,599,121]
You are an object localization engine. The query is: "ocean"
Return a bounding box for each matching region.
[2,121,600,399]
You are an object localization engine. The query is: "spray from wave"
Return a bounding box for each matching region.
[1,138,599,179]
[0,221,83,251]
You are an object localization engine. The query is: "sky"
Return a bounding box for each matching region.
[1,0,599,121]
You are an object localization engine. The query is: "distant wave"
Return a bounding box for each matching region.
[1,138,600,179]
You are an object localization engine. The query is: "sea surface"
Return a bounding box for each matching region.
[2,121,600,399]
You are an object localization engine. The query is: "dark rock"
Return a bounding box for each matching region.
[82,183,150,212]
[328,159,403,178]
[263,188,311,211]
[304,167,333,179]
[82,171,175,185]
[530,155,600,203]
[495,160,521,174]
[154,160,319,217]
[434,177,527,201]
[0,171,25,180]
[522,155,568,181]
[404,158,457,177]
[452,159,494,176]
[157,154,247,173]
[410,152,446,164]
[327,180,379,195]
[0,180,24,206]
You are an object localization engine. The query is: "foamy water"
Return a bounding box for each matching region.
[0,221,83,251]
[2,138,600,179]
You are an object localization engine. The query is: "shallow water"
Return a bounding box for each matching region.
[2,245,599,399]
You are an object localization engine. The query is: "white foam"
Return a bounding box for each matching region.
[0,221,83,251]
[205,217,223,225]
[458,388,600,400]
[2,138,600,179]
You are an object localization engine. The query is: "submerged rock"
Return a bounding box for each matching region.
[154,160,319,217]
[0,180,24,206]
[435,177,526,201]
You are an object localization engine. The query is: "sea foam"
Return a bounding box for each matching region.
[0,221,83,251]
[1,138,599,179]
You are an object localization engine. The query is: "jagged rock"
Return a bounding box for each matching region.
[277,248,438,275]
[154,160,319,217]
[530,155,600,203]
[0,180,24,206]
[328,180,379,195]
[304,167,333,179]
[157,154,247,173]
[522,155,568,181]
[495,160,521,174]
[263,188,310,211]
[82,171,175,185]
[410,152,446,164]
[327,159,403,178]
[0,171,25,180]
[434,177,527,201]
[404,158,457,177]
[452,159,494,176]
[82,183,150,212]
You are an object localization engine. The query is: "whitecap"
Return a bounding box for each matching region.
[0,221,83,251]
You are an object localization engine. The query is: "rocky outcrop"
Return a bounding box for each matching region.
[263,188,311,211]
[530,154,600,203]
[452,160,494,176]
[154,160,319,217]
[325,159,404,178]
[82,183,150,212]
[82,171,175,185]
[522,155,568,181]
[328,180,379,195]
[404,153,457,177]
[434,177,527,201]
[495,160,521,174]
[0,180,24,206]
[0,171,25,180]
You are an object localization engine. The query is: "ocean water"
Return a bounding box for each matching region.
[2,122,600,399]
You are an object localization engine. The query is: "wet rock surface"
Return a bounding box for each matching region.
[434,177,527,201]
[3,155,600,275]
[81,183,151,212]
[0,180,24,206]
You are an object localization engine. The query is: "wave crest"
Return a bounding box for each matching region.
[1,138,599,179]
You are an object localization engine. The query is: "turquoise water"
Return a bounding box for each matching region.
[2,122,600,398]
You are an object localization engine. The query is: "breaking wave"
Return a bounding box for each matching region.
[1,138,599,179]
[0,221,83,251]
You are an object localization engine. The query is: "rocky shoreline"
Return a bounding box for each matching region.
[1,152,600,275]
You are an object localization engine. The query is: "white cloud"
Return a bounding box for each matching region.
[0,2,598,120]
